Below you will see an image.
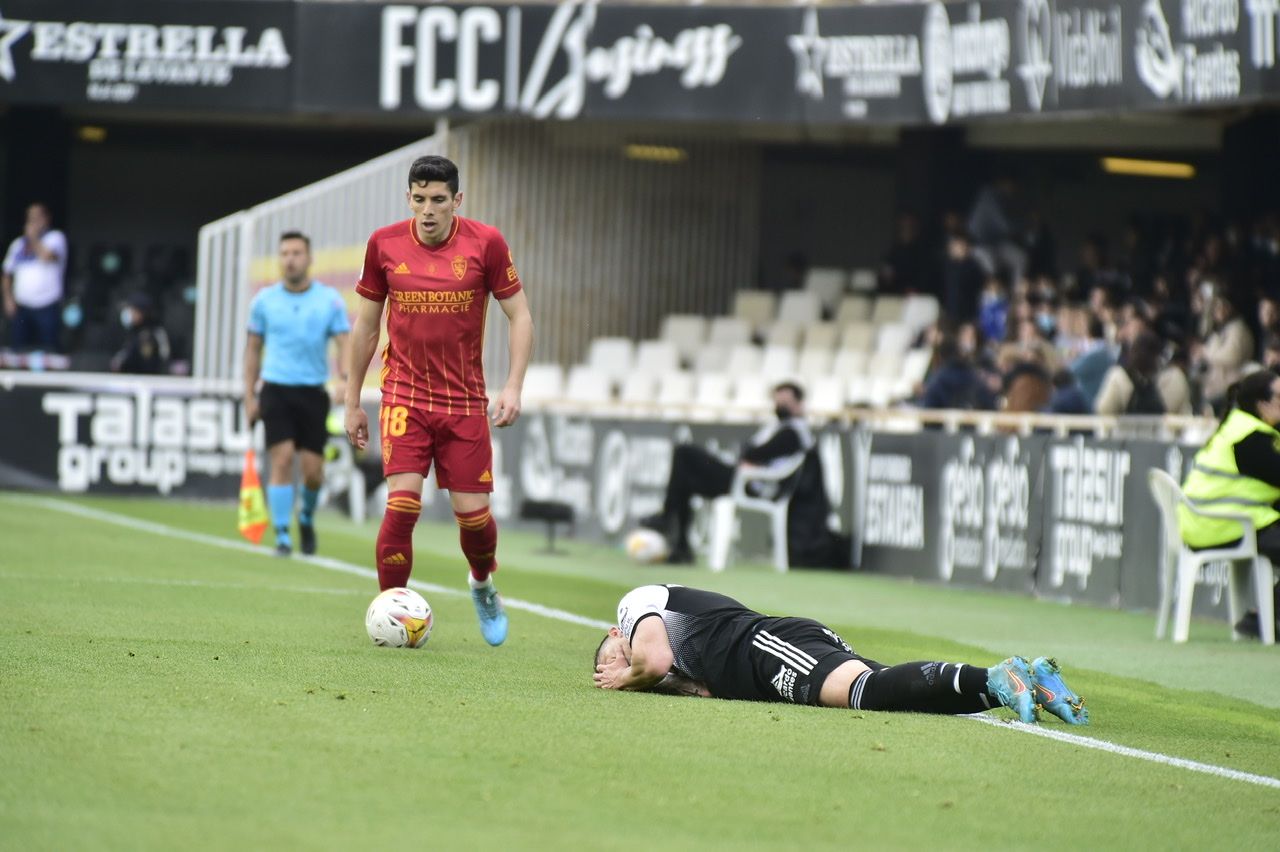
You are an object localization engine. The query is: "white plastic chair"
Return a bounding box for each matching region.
[635,340,680,374]
[731,374,771,412]
[694,372,732,408]
[725,344,763,376]
[849,268,877,293]
[619,372,658,405]
[871,295,906,324]
[694,344,732,375]
[833,349,868,378]
[657,371,696,408]
[707,453,808,573]
[565,366,613,404]
[803,267,848,315]
[875,322,914,357]
[733,290,777,332]
[522,363,565,405]
[902,294,941,334]
[761,345,798,380]
[1147,469,1276,645]
[660,315,707,365]
[840,322,877,353]
[835,295,873,325]
[709,317,752,348]
[808,376,845,416]
[802,322,840,351]
[587,337,635,382]
[797,347,834,379]
[778,291,822,325]
[763,320,803,349]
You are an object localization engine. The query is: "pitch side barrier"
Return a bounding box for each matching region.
[0,371,1232,622]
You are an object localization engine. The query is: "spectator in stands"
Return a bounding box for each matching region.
[110,292,171,375]
[1179,369,1280,640]
[1094,331,1166,416]
[999,356,1053,414]
[2,202,67,352]
[1074,234,1120,298]
[1196,295,1255,414]
[1159,342,1196,416]
[640,382,818,565]
[1024,210,1057,282]
[977,275,1009,344]
[879,213,928,295]
[942,230,986,324]
[1264,336,1280,371]
[920,336,994,411]
[1070,314,1115,407]
[1257,297,1280,361]
[1048,368,1090,415]
[967,177,1024,280]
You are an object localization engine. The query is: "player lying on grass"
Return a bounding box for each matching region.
[593,584,1088,724]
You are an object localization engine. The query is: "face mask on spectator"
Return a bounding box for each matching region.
[775,405,791,421]
[1036,314,1056,335]
[62,302,82,329]
[120,308,135,329]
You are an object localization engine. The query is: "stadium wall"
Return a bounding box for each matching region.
[196,120,760,383]
[0,372,1231,624]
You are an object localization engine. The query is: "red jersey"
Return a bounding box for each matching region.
[356,216,522,415]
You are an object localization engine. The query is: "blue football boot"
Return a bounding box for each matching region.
[986,656,1038,723]
[471,584,508,646]
[1029,657,1089,725]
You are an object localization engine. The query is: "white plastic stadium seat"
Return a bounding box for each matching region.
[901,294,941,334]
[695,344,732,375]
[871,295,906,324]
[708,317,752,348]
[778,291,822,325]
[868,352,901,380]
[619,372,658,405]
[839,322,877,353]
[802,322,840,351]
[761,345,798,380]
[797,347,834,379]
[875,322,914,356]
[587,337,635,382]
[657,371,696,408]
[635,340,680,374]
[733,290,777,332]
[763,320,803,349]
[660,314,707,365]
[694,373,733,408]
[725,344,763,376]
[521,363,565,404]
[707,454,808,573]
[833,349,868,377]
[808,376,845,416]
[1147,469,1277,645]
[846,375,872,406]
[731,374,771,411]
[803,267,848,315]
[900,347,933,387]
[850,268,878,293]
[835,295,873,325]
[565,366,613,404]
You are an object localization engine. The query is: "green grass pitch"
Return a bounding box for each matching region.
[2,492,1279,850]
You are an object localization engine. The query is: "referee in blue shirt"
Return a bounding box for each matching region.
[244,231,352,556]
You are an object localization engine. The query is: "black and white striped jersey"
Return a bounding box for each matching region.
[616,584,767,698]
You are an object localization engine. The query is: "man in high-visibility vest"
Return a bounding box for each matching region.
[1179,368,1280,639]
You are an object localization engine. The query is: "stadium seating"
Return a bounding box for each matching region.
[850,268,878,292]
[635,340,680,374]
[761,345,798,380]
[657,371,696,408]
[619,372,659,405]
[801,321,840,351]
[871,295,906,324]
[832,348,868,378]
[802,267,848,316]
[733,290,777,333]
[840,322,877,353]
[778,291,822,325]
[835,295,873,325]
[797,347,835,380]
[586,337,635,384]
[725,344,763,376]
[1147,469,1276,645]
[875,322,915,356]
[522,364,566,404]
[696,344,733,375]
[565,365,613,404]
[763,319,803,349]
[901,294,941,334]
[709,317,753,348]
[807,376,845,416]
[731,374,771,411]
[660,315,707,365]
[695,373,733,409]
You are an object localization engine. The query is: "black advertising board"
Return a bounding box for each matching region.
[0,0,296,111]
[4,0,1280,125]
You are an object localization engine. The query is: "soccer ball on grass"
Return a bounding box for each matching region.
[365,587,433,648]
[625,528,670,564]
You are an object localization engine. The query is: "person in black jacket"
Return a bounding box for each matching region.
[642,382,813,564]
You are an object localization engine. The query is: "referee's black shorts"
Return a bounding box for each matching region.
[259,382,330,454]
[745,617,885,706]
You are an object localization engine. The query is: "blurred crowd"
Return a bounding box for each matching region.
[889,179,1280,418]
[2,202,195,375]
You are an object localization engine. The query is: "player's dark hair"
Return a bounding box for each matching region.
[408,155,460,194]
[593,634,610,671]
[774,381,805,402]
[279,230,311,250]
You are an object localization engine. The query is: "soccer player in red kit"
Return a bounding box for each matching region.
[344,155,534,646]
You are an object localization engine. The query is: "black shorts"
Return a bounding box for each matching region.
[259,382,330,454]
[743,617,885,706]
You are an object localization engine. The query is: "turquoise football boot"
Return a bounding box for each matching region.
[471,584,508,647]
[1029,657,1089,725]
[986,656,1038,723]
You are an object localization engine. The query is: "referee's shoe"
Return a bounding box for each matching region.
[300,523,318,556]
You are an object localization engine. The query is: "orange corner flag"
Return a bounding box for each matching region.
[238,449,269,544]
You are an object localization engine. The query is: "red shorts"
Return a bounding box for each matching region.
[379,406,493,493]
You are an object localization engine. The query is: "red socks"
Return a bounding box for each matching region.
[455,506,498,583]
[377,491,421,590]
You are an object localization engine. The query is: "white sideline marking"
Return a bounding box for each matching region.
[0,573,366,597]
[969,715,1280,790]
[19,496,612,631]
[17,496,1278,790]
